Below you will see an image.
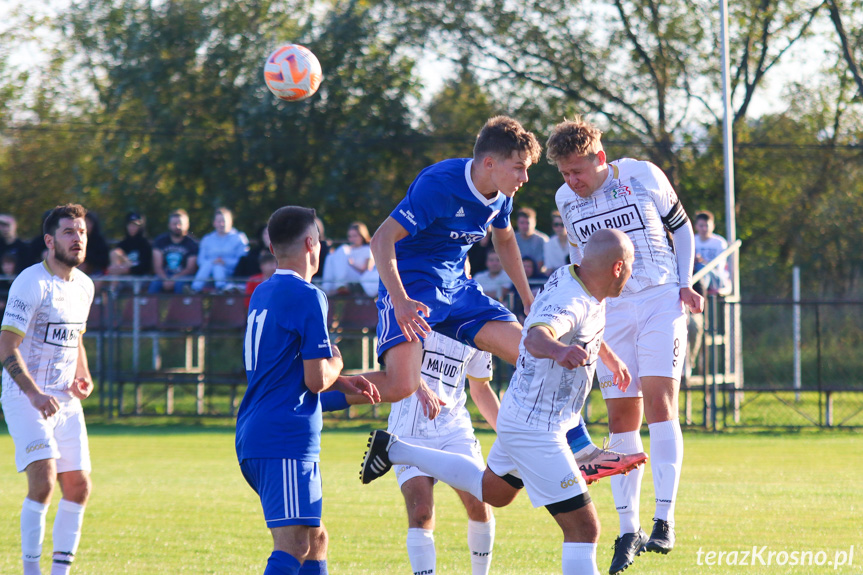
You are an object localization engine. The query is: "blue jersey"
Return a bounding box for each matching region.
[390,158,513,288]
[236,269,332,462]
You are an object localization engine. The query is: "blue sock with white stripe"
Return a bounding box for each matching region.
[265,550,301,575]
[298,559,328,574]
[566,417,596,459]
[319,391,349,412]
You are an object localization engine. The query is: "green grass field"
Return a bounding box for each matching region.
[0,422,860,574]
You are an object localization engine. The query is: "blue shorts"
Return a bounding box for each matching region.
[240,458,322,528]
[376,278,516,358]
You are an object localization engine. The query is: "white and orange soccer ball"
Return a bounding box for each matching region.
[263,43,323,102]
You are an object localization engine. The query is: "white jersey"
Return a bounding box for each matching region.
[1,262,95,401]
[695,234,731,292]
[388,330,492,438]
[556,158,685,296]
[499,265,605,432]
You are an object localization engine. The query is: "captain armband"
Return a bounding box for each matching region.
[661,200,689,232]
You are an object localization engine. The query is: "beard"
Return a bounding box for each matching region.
[55,242,86,268]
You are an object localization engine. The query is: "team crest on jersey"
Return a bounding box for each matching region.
[449,230,485,244]
[44,322,84,348]
[571,205,645,243]
[612,185,632,198]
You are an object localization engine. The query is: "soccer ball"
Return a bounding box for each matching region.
[263,44,323,102]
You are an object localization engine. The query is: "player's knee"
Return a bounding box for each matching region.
[465,500,493,522]
[408,502,435,528]
[27,479,54,504]
[307,527,328,561]
[58,472,91,505]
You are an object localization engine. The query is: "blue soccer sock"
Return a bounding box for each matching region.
[566,416,596,459]
[319,391,349,412]
[264,550,301,575]
[298,559,328,574]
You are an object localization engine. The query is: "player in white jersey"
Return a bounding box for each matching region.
[0,204,95,575]
[547,118,704,574]
[388,330,499,575]
[360,230,635,575]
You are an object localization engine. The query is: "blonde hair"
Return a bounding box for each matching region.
[546,117,604,164]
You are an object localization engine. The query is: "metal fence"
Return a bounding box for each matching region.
[3,276,862,428]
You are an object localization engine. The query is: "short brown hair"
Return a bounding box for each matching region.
[169,209,189,220]
[43,204,87,236]
[268,206,317,250]
[546,117,604,164]
[474,116,542,164]
[516,207,537,221]
[695,210,714,223]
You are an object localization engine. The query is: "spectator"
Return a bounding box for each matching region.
[245,251,278,308]
[543,210,569,272]
[191,207,248,292]
[24,210,52,269]
[0,214,30,272]
[694,210,732,296]
[107,212,153,277]
[149,209,199,294]
[467,225,493,275]
[321,221,375,295]
[514,207,548,271]
[511,256,548,323]
[312,216,332,281]
[79,212,111,277]
[0,252,20,312]
[472,249,511,302]
[235,225,270,278]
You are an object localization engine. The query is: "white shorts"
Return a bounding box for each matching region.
[1,396,91,473]
[486,416,587,508]
[393,428,483,488]
[598,283,687,400]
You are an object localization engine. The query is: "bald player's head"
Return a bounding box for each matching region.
[581,229,634,298]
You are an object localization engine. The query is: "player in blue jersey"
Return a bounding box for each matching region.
[367,116,542,402]
[236,206,379,575]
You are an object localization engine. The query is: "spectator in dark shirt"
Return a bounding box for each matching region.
[80,212,111,277]
[0,214,30,273]
[149,209,200,294]
[235,225,269,278]
[108,212,153,277]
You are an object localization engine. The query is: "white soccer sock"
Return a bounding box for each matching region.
[561,542,599,575]
[406,528,436,575]
[51,499,86,575]
[648,419,683,525]
[389,441,484,501]
[467,518,495,575]
[22,497,48,573]
[609,430,644,535]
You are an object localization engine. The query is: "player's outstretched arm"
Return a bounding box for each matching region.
[598,341,632,393]
[303,344,345,393]
[0,330,60,418]
[333,374,381,405]
[468,377,500,432]
[71,337,94,400]
[491,225,534,313]
[370,217,430,341]
[523,325,588,370]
